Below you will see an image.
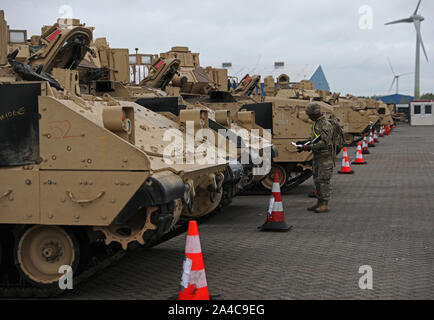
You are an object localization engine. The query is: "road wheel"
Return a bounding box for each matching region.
[14,225,79,287]
[260,164,287,191]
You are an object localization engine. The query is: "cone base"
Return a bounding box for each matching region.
[362,151,370,155]
[368,144,376,147]
[260,221,292,232]
[352,161,367,165]
[308,191,317,198]
[338,170,354,174]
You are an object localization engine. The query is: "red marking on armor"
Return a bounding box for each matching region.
[155,60,164,69]
[48,120,79,139]
[46,29,61,42]
[243,76,251,83]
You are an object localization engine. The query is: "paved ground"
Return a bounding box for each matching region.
[62,124,434,300]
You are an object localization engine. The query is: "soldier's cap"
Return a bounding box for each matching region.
[306,102,322,116]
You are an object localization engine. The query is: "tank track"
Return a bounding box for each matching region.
[0,186,235,299]
[239,169,313,196]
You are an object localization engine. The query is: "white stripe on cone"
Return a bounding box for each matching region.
[273,201,284,212]
[185,235,202,254]
[272,181,280,193]
[343,149,348,158]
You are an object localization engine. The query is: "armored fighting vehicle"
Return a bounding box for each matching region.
[268,76,381,145]
[77,42,270,195]
[329,96,380,144]
[373,99,394,127]
[75,40,245,206]
[0,12,237,296]
[145,47,281,191]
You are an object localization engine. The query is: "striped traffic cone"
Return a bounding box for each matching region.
[352,142,367,165]
[362,135,370,154]
[178,221,209,300]
[379,126,384,137]
[261,171,291,232]
[374,130,379,143]
[308,189,318,198]
[368,130,376,147]
[338,147,354,174]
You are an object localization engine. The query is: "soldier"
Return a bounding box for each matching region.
[299,103,334,213]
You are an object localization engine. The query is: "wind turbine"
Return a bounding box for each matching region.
[385,0,429,99]
[387,57,412,94]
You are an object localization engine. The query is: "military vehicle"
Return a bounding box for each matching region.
[329,96,380,144]
[76,42,271,195]
[144,47,284,191]
[0,12,241,297]
[374,99,395,127]
[76,40,246,206]
[267,76,382,145]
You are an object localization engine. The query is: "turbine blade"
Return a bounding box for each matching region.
[389,77,396,93]
[419,34,429,62]
[414,0,422,15]
[398,72,413,77]
[385,17,413,25]
[414,21,429,62]
[387,57,396,75]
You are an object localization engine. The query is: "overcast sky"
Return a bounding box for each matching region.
[2,0,433,96]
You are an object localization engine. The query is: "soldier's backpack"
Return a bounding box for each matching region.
[328,116,345,156]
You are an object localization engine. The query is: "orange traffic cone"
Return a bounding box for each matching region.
[368,130,376,147]
[261,171,291,232]
[374,130,380,143]
[385,125,390,136]
[178,221,210,300]
[308,189,318,198]
[362,135,370,154]
[338,147,354,174]
[352,142,367,165]
[379,126,384,137]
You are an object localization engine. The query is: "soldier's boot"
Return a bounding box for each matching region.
[307,200,320,211]
[314,200,330,213]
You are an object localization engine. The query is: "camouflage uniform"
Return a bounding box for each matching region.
[310,115,334,201]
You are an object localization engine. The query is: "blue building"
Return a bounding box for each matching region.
[376,94,414,105]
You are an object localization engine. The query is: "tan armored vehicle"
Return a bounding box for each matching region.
[0,12,236,296]
[273,78,381,145]
[266,75,381,145]
[373,99,394,126]
[88,47,271,194]
[153,48,276,190]
[159,46,217,95]
[330,96,380,144]
[76,41,245,206]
